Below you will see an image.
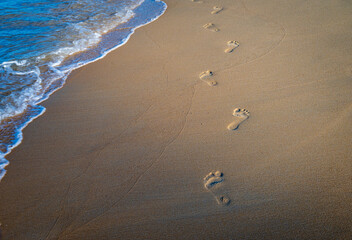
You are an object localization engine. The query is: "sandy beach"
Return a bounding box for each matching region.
[0,0,351,239]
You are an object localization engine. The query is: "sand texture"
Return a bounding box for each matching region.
[0,0,351,239]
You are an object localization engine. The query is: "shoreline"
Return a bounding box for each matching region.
[1,0,351,239]
[0,0,167,181]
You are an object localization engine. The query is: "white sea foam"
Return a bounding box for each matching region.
[0,0,167,181]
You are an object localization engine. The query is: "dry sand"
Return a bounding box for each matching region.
[0,0,351,239]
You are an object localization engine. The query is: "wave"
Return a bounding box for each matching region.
[0,0,167,180]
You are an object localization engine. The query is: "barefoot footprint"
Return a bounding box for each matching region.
[225,41,240,53]
[199,70,217,86]
[211,6,223,14]
[227,108,250,130]
[203,23,220,32]
[204,171,231,206]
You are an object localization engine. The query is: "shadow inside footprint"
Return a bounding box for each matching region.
[211,6,223,14]
[227,108,250,130]
[204,171,230,206]
[217,195,231,205]
[203,23,220,32]
[199,70,217,86]
[225,40,240,53]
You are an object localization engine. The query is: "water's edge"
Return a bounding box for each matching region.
[0,0,167,181]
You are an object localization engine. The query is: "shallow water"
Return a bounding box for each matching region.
[0,0,167,180]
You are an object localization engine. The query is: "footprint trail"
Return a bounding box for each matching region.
[225,40,240,53]
[211,6,223,14]
[199,70,217,86]
[227,108,250,130]
[203,23,220,32]
[204,171,230,206]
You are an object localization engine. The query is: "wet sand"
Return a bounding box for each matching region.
[0,0,351,239]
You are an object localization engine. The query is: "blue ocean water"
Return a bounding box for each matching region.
[0,0,167,180]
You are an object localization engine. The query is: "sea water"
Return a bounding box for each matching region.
[0,0,167,180]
